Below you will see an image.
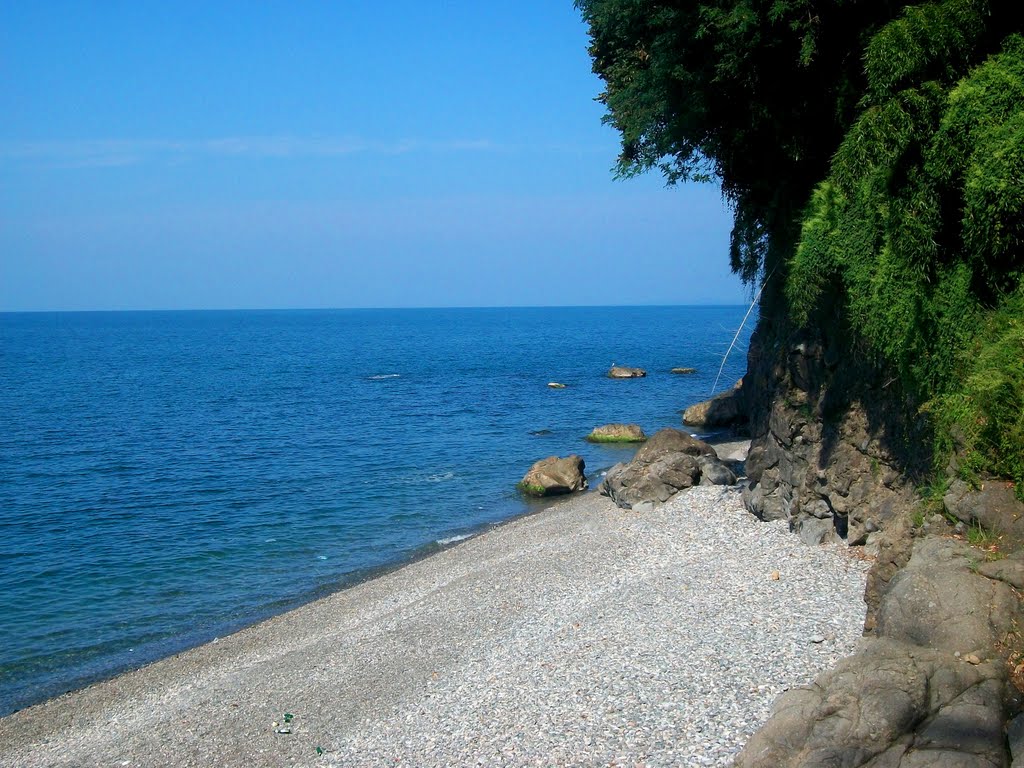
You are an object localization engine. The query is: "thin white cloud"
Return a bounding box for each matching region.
[0,135,502,167]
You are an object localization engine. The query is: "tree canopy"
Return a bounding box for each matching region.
[579,0,1023,493]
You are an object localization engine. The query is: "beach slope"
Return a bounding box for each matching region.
[0,486,867,767]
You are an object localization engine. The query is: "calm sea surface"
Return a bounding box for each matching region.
[0,306,752,714]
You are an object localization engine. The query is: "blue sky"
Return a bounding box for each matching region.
[0,2,744,311]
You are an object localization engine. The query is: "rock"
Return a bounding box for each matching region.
[795,516,840,546]
[770,570,780,580]
[738,534,1024,768]
[547,382,566,389]
[607,365,646,378]
[736,638,1012,768]
[682,380,746,428]
[1008,713,1024,768]
[586,423,646,443]
[876,538,1019,657]
[518,455,587,497]
[696,455,737,486]
[809,634,826,644]
[944,478,1024,543]
[670,367,697,374]
[598,428,716,509]
[978,557,1024,589]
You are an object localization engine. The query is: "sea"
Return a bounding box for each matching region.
[0,306,752,715]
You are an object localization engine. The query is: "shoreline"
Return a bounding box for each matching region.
[1,429,747,721]
[0,463,868,767]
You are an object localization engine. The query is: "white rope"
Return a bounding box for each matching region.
[711,268,774,395]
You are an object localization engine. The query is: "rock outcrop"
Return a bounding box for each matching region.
[586,423,646,443]
[671,367,697,374]
[518,455,587,497]
[599,428,736,511]
[736,535,1024,768]
[607,365,646,378]
[682,380,746,428]
[944,478,1024,544]
[741,324,921,546]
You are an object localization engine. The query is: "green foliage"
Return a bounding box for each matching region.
[516,481,547,497]
[580,1,1024,493]
[576,0,905,282]
[787,23,1024,490]
[930,289,1024,497]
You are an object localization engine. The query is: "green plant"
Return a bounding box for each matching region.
[929,290,1024,500]
[919,477,950,516]
[911,508,926,529]
[585,435,645,443]
[516,482,547,497]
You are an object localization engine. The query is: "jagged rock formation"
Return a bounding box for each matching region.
[736,316,1024,765]
[741,324,922,546]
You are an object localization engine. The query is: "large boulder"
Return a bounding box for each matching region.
[599,428,734,510]
[608,365,647,378]
[736,536,1024,768]
[682,379,746,427]
[944,478,1024,544]
[586,423,646,443]
[518,455,587,497]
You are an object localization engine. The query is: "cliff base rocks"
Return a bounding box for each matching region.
[737,535,1024,768]
[682,380,746,428]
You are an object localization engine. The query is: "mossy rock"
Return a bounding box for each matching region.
[518,455,587,497]
[586,423,647,443]
[516,481,549,497]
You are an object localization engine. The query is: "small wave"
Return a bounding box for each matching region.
[367,374,401,380]
[436,533,473,546]
[395,470,456,485]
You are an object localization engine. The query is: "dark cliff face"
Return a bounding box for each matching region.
[740,307,929,548]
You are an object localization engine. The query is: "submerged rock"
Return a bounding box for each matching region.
[586,423,646,443]
[599,428,734,510]
[608,365,647,378]
[671,367,697,374]
[518,455,587,497]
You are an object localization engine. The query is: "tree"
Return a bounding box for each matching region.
[579,0,1024,491]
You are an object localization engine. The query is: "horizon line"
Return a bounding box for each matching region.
[0,301,753,315]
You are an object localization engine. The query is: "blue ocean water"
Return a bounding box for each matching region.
[0,306,752,715]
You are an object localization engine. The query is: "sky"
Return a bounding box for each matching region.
[0,2,745,311]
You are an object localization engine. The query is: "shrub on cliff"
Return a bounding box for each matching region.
[787,19,1024,491]
[579,0,1023,494]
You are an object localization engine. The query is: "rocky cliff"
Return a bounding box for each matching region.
[736,312,1024,766]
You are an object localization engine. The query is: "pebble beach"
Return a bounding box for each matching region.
[0,479,869,768]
